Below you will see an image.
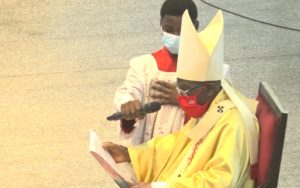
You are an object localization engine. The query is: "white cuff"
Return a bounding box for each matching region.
[151,182,168,188]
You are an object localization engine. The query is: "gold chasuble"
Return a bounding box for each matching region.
[128,90,258,188]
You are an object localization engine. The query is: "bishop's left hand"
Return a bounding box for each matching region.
[150,80,178,106]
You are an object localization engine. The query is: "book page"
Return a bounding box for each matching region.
[89,129,136,187]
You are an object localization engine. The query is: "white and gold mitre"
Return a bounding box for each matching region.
[177,10,224,81]
[177,10,259,165]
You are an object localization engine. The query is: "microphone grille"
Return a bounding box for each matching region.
[144,102,161,113]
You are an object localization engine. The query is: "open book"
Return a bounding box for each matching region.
[89,129,136,188]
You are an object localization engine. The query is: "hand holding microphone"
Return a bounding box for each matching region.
[107,100,161,121]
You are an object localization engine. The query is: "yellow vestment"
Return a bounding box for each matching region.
[128,90,259,188]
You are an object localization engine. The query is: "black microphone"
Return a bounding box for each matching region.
[107,102,161,121]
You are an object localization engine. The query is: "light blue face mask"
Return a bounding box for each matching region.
[162,31,180,54]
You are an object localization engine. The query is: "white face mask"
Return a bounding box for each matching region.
[162,31,180,54]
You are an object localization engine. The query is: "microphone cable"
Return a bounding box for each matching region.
[199,0,300,32]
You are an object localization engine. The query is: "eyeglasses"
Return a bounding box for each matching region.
[177,83,207,96]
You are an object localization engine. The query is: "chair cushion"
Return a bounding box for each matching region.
[256,95,279,186]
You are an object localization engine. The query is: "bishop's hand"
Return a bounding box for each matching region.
[102,142,131,163]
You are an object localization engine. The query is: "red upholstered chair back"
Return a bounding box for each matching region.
[255,82,288,188]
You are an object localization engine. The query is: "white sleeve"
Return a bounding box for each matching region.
[114,55,153,111]
[151,182,169,188]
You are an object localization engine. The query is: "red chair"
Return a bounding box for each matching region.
[255,82,288,188]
